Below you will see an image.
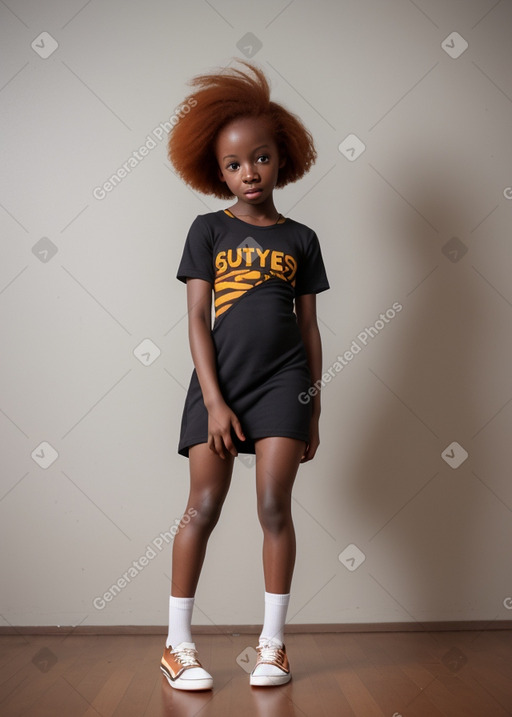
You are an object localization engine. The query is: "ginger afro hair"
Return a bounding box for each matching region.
[168,60,317,199]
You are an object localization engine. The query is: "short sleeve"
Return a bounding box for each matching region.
[294,230,330,296]
[176,215,214,284]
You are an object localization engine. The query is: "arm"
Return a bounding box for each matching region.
[186,278,245,459]
[295,293,322,462]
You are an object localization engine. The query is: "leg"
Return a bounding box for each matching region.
[171,443,234,597]
[255,437,305,594]
[162,443,233,691]
[250,437,304,687]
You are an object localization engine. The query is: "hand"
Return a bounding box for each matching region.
[301,417,320,463]
[207,398,245,459]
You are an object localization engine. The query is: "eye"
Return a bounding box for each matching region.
[226,161,240,171]
[256,155,269,164]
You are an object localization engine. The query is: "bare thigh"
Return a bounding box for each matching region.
[186,443,235,524]
[255,437,305,526]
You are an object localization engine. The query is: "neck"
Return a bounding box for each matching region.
[229,200,280,226]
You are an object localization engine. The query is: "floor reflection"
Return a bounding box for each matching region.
[160,676,301,716]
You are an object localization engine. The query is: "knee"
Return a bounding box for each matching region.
[257,491,291,534]
[189,491,224,532]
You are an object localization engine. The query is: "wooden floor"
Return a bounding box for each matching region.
[0,630,511,716]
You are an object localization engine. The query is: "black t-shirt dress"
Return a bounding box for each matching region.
[176,210,329,457]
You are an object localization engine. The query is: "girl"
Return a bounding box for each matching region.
[160,60,329,691]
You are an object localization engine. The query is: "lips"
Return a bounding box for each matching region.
[244,188,262,197]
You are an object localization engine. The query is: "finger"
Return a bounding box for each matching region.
[223,432,238,457]
[209,432,224,459]
[208,434,216,452]
[231,416,245,442]
[307,443,318,461]
[306,440,319,462]
[215,435,226,460]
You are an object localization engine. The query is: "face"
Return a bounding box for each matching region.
[215,116,285,205]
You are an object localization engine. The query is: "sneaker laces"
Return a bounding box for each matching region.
[257,642,285,666]
[171,645,200,667]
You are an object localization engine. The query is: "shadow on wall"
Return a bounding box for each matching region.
[340,146,486,625]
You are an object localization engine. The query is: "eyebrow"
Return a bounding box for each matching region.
[222,145,270,161]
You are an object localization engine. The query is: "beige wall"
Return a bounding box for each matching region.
[1,0,512,628]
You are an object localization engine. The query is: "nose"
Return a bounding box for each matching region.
[242,164,259,183]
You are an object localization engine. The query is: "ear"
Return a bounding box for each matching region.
[217,166,227,183]
[278,155,286,169]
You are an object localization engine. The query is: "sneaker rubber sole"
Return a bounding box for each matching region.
[160,663,213,691]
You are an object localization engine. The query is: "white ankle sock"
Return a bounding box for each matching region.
[259,591,290,647]
[166,595,194,648]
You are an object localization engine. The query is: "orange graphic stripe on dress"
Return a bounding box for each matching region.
[214,268,292,318]
[213,237,298,318]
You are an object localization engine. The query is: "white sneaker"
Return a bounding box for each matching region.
[250,639,291,686]
[160,641,213,691]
